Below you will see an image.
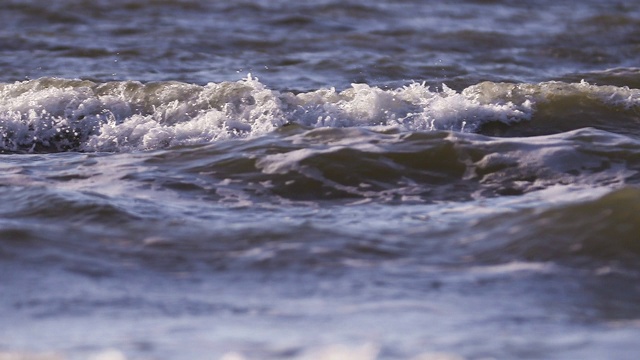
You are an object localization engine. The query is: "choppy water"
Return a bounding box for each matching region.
[2,1,640,359]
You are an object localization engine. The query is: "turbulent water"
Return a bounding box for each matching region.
[2,1,640,359]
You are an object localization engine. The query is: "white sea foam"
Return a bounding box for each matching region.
[1,76,639,152]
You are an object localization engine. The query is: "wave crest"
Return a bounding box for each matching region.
[1,76,639,152]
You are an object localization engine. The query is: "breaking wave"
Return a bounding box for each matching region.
[1,76,639,152]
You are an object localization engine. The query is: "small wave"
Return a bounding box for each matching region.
[1,76,640,153]
[467,187,640,267]
[0,185,139,224]
[115,126,640,203]
[476,80,640,137]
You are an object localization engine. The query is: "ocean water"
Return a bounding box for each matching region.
[2,1,640,359]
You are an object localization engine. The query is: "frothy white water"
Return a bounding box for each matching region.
[1,76,640,152]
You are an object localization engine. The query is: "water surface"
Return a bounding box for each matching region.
[2,1,640,359]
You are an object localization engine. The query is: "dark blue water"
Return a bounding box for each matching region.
[2,1,640,359]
